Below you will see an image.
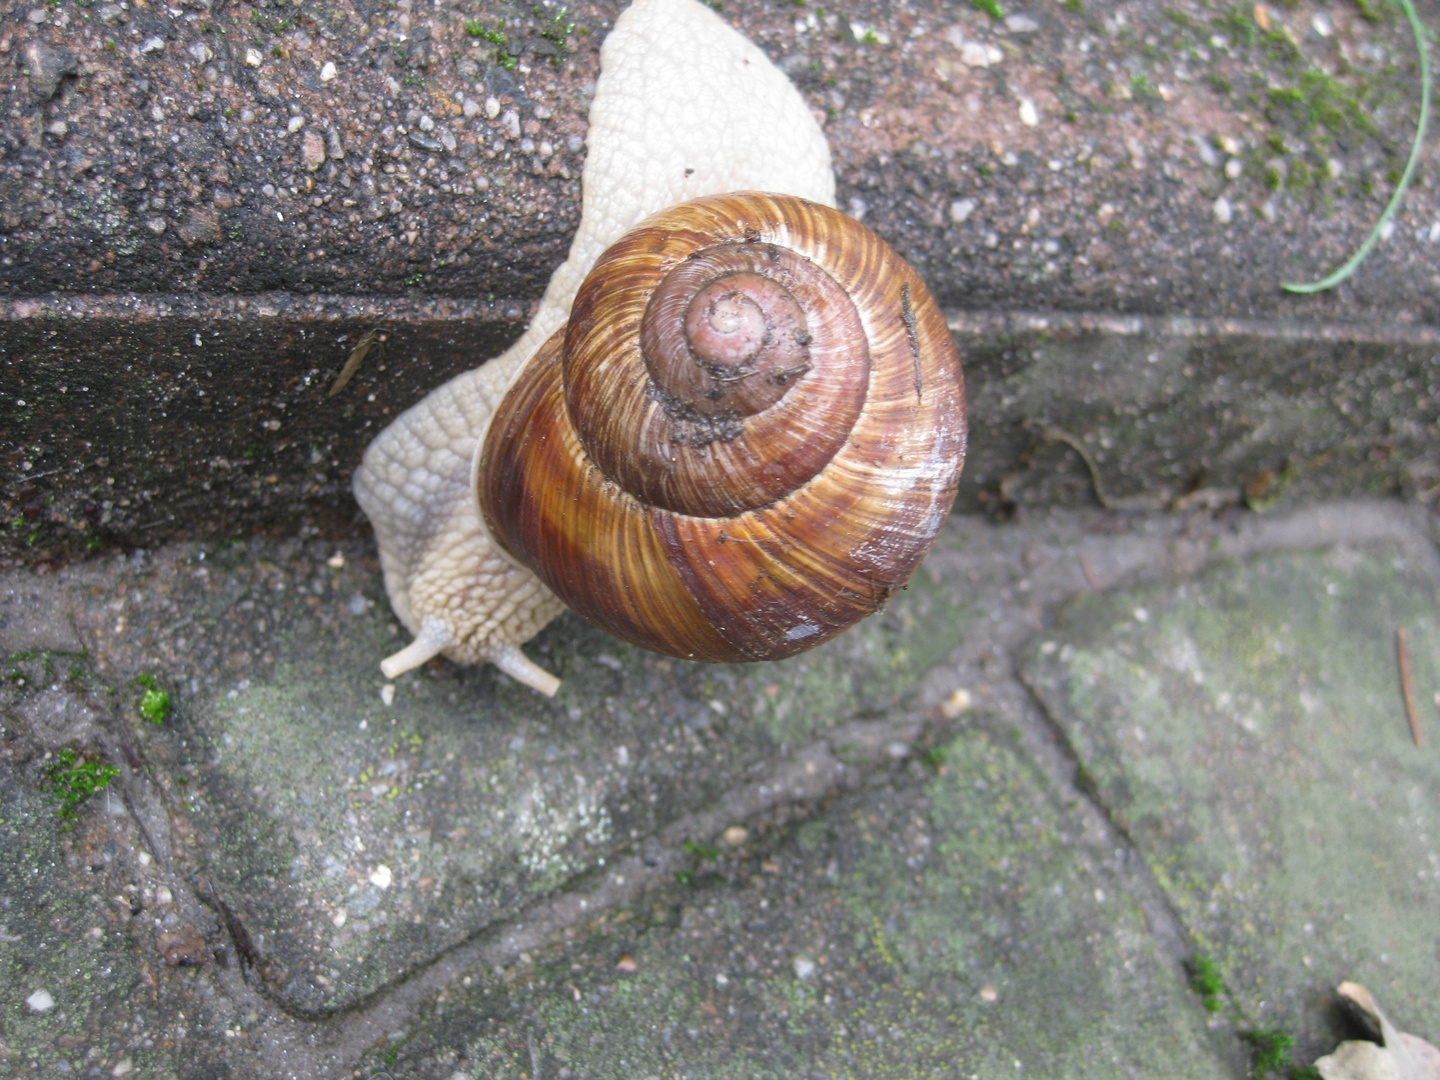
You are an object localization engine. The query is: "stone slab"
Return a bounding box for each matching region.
[22,528,970,1016]
[1022,541,1440,1063]
[359,725,1239,1080]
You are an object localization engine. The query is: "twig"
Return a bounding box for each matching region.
[1079,552,1102,591]
[1396,627,1423,748]
[1281,0,1431,293]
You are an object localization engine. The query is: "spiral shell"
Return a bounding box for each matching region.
[479,192,966,663]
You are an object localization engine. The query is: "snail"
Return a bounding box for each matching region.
[353,0,967,696]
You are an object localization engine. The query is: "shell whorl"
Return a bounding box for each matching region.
[479,192,967,663]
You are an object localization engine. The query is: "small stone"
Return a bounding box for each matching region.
[1018,98,1039,126]
[1004,13,1041,33]
[462,96,481,118]
[111,1059,133,1077]
[848,196,868,220]
[940,687,974,718]
[27,7,47,23]
[440,129,457,152]
[959,41,992,67]
[380,684,395,706]
[145,217,168,235]
[722,826,748,847]
[369,865,392,889]
[501,109,521,140]
[1311,10,1333,36]
[301,129,326,171]
[178,208,221,245]
[25,989,54,1012]
[714,973,729,987]
[45,119,68,139]
[332,909,347,928]
[793,957,816,980]
[187,42,211,63]
[980,984,999,1002]
[418,114,435,132]
[244,47,263,67]
[1218,135,1242,155]
[287,115,305,134]
[1191,134,1219,168]
[484,95,501,119]
[615,955,638,973]
[949,198,976,224]
[139,36,165,55]
[97,2,124,20]
[157,926,208,966]
[1225,157,1244,179]
[325,127,345,160]
[1213,196,1233,224]
[320,60,337,81]
[21,41,78,101]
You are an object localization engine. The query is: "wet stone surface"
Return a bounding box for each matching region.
[3,500,1438,1077]
[366,726,1238,1080]
[13,530,972,1016]
[1023,542,1440,1063]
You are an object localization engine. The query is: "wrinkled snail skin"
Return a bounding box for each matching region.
[353,0,934,693]
[480,192,967,663]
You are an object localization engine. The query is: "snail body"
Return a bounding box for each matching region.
[353,0,965,694]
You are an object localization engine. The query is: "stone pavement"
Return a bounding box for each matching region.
[1,496,1437,1078]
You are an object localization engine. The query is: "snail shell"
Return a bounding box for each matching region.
[479,191,967,662]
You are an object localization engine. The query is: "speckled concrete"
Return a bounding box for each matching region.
[4,0,1439,559]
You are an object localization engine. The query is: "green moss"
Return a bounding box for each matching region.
[48,748,120,824]
[1185,953,1224,1012]
[971,0,1004,19]
[1243,1027,1297,1077]
[134,674,171,723]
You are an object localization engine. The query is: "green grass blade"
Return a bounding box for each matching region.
[1281,0,1431,294]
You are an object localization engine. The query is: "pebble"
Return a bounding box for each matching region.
[418,114,435,132]
[793,957,816,980]
[97,3,123,20]
[139,36,165,55]
[615,955,638,973]
[462,96,481,118]
[111,1059,133,1077]
[302,129,326,171]
[244,47,263,67]
[1191,134,1219,168]
[25,989,55,1012]
[287,115,305,134]
[950,198,976,224]
[1004,13,1041,33]
[320,60,337,81]
[940,687,974,718]
[848,196,868,220]
[960,41,998,68]
[1225,158,1244,179]
[27,7,47,23]
[369,865,392,889]
[1311,10,1333,36]
[1018,98,1039,127]
[722,826,748,847]
[484,96,501,119]
[1213,196,1233,225]
[187,42,211,64]
[501,109,521,140]
[380,683,395,706]
[325,128,345,160]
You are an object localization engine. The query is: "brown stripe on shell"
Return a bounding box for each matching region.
[479,192,967,666]
[481,330,742,661]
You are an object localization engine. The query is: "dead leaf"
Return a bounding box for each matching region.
[1314,982,1440,1080]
